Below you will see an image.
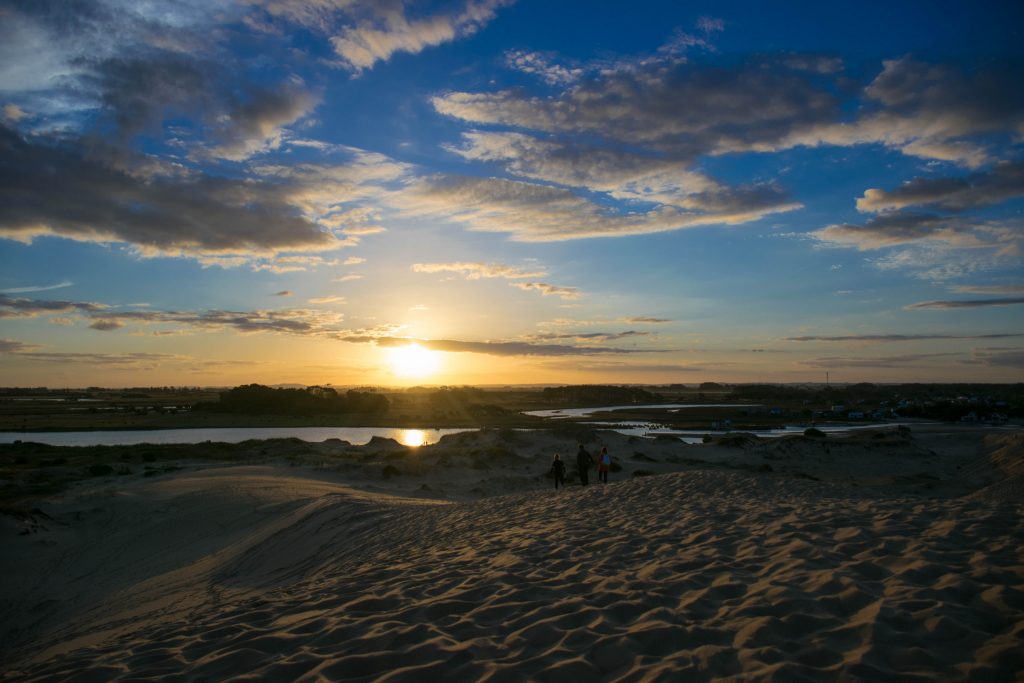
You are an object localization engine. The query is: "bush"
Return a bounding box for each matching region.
[804,427,826,438]
[632,469,654,477]
[382,464,400,479]
[87,464,114,476]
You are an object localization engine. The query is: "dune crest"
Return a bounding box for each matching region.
[7,464,1023,681]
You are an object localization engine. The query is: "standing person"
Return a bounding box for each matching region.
[576,444,592,486]
[597,445,610,484]
[550,453,566,490]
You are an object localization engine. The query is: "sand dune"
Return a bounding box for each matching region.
[3,427,1024,680]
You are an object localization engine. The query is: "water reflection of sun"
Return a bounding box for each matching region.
[399,429,426,447]
[387,343,441,380]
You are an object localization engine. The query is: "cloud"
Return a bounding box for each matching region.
[856,161,1024,213]
[510,282,581,300]
[0,126,397,260]
[433,56,840,158]
[951,284,1024,294]
[273,290,293,297]
[905,297,1024,309]
[540,316,673,327]
[504,50,583,86]
[449,131,724,203]
[412,261,546,279]
[396,175,797,242]
[0,293,107,319]
[308,295,347,304]
[3,3,319,161]
[963,347,1024,368]
[89,319,124,331]
[2,104,26,122]
[339,335,656,357]
[785,58,1024,166]
[97,307,348,334]
[526,330,650,343]
[800,352,962,368]
[343,256,367,266]
[786,333,1024,342]
[1,280,73,294]
[332,274,363,282]
[812,211,1021,282]
[330,0,511,73]
[540,359,704,373]
[0,338,40,353]
[624,316,672,324]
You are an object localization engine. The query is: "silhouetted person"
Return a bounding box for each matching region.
[576,444,592,486]
[550,453,566,490]
[597,445,610,484]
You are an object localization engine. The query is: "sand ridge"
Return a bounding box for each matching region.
[6,460,1024,681]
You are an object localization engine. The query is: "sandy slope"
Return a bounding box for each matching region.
[4,466,1023,680]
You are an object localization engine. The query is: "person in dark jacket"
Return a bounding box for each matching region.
[550,453,566,490]
[576,444,592,486]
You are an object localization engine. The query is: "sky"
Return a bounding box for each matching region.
[1,0,1023,388]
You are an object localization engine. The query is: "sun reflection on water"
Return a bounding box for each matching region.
[399,429,427,447]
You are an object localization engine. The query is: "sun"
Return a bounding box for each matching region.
[386,343,442,380]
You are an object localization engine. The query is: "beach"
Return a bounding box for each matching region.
[3,426,1023,680]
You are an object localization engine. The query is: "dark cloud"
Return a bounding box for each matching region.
[624,316,672,324]
[527,331,650,343]
[786,333,1024,342]
[435,56,839,157]
[0,125,335,255]
[11,350,182,366]
[800,353,962,368]
[0,338,40,353]
[95,308,339,334]
[814,212,964,250]
[791,58,1024,166]
[0,293,106,318]
[88,319,124,331]
[339,335,659,357]
[963,347,1024,368]
[906,298,1024,309]
[857,161,1024,213]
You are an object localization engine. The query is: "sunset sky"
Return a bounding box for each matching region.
[1,0,1023,387]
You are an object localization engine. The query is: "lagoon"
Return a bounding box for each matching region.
[0,427,473,448]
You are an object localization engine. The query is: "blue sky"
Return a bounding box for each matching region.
[1,0,1022,386]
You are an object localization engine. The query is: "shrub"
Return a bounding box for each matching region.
[632,469,654,477]
[87,464,114,476]
[382,464,400,479]
[804,427,826,438]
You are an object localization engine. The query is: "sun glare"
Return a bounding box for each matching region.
[387,343,441,380]
[399,429,427,447]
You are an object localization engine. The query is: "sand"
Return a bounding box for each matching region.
[2,427,1023,681]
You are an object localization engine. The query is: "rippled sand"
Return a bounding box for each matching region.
[5,453,1023,681]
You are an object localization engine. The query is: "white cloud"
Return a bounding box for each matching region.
[395,175,799,242]
[330,0,510,73]
[511,282,581,300]
[412,261,546,279]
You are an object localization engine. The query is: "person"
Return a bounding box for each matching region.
[549,453,566,490]
[597,445,610,484]
[576,444,592,486]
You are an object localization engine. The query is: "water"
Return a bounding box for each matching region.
[0,421,913,449]
[524,403,764,419]
[0,427,473,448]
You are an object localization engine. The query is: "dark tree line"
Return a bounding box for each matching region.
[197,384,388,415]
[541,385,662,405]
